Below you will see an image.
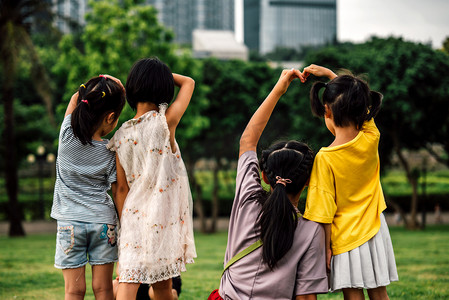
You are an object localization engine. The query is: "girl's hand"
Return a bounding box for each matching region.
[273,68,304,95]
[100,74,125,92]
[302,64,337,81]
[326,248,333,272]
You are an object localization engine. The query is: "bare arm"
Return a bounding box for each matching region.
[166,74,195,130]
[302,64,337,81]
[323,223,332,271]
[239,69,303,157]
[64,92,79,117]
[115,154,129,220]
[296,294,317,300]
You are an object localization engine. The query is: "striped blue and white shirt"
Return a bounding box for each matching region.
[51,115,117,224]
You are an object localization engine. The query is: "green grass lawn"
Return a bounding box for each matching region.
[1,226,449,299]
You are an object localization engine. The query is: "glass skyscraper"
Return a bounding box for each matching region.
[244,0,337,54]
[147,0,235,44]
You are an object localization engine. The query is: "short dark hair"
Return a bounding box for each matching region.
[125,57,174,110]
[257,141,315,269]
[71,76,126,145]
[310,74,383,129]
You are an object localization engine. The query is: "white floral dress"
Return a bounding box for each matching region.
[107,104,196,284]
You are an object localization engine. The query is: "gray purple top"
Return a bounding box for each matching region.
[219,151,328,299]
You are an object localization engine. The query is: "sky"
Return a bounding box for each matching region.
[338,0,449,48]
[235,0,449,49]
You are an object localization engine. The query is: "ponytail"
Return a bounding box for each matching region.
[257,184,297,270]
[367,91,383,120]
[257,141,314,269]
[310,81,327,117]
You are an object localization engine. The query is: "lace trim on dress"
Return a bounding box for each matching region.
[119,258,195,284]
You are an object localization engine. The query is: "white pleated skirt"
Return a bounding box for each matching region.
[330,213,399,292]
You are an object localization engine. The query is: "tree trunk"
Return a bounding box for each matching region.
[210,161,220,233]
[3,66,25,237]
[185,160,207,233]
[384,194,409,228]
[393,134,420,230]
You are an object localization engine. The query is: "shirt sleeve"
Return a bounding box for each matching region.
[361,118,380,138]
[59,114,73,142]
[106,153,117,184]
[295,223,328,295]
[106,132,117,152]
[303,153,336,224]
[234,151,263,208]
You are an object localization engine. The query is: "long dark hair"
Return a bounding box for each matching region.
[257,141,314,269]
[310,74,383,129]
[71,76,125,145]
[125,57,175,110]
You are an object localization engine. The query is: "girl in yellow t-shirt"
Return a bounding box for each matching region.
[302,65,398,300]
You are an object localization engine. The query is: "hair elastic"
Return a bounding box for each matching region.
[81,99,88,104]
[102,91,106,98]
[99,75,107,80]
[275,176,292,186]
[80,84,86,89]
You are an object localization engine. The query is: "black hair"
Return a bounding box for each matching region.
[310,74,383,129]
[71,76,126,145]
[125,57,175,110]
[257,141,314,270]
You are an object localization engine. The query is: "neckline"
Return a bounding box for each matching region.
[320,130,363,152]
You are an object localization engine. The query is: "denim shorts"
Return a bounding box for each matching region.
[55,220,118,269]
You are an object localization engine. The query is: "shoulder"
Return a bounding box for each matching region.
[361,118,380,138]
[59,114,74,141]
[235,151,263,205]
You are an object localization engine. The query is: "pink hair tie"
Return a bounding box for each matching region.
[275,176,292,186]
[99,75,107,80]
[81,99,88,104]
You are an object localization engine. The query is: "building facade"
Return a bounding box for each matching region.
[147,0,235,44]
[244,0,337,54]
[53,0,87,33]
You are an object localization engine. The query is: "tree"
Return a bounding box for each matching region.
[301,37,449,229]
[0,0,55,236]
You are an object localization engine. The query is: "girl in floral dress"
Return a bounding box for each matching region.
[108,58,196,300]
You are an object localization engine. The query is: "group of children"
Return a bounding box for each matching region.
[51,58,398,300]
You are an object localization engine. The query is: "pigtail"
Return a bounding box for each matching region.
[72,83,96,145]
[309,81,327,117]
[367,91,383,120]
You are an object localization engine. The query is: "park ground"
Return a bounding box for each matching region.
[1,214,449,299]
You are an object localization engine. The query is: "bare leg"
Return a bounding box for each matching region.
[116,282,140,300]
[62,266,86,300]
[152,279,173,300]
[149,285,178,300]
[92,263,114,300]
[367,286,389,300]
[343,288,365,300]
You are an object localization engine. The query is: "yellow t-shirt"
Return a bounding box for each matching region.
[303,118,387,255]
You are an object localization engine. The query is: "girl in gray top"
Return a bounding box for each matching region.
[215,69,328,300]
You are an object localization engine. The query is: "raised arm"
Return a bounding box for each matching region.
[64,92,79,117]
[239,69,303,157]
[302,64,337,81]
[165,73,195,130]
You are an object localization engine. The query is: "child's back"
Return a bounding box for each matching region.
[52,114,117,223]
[108,104,195,283]
[110,58,196,298]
